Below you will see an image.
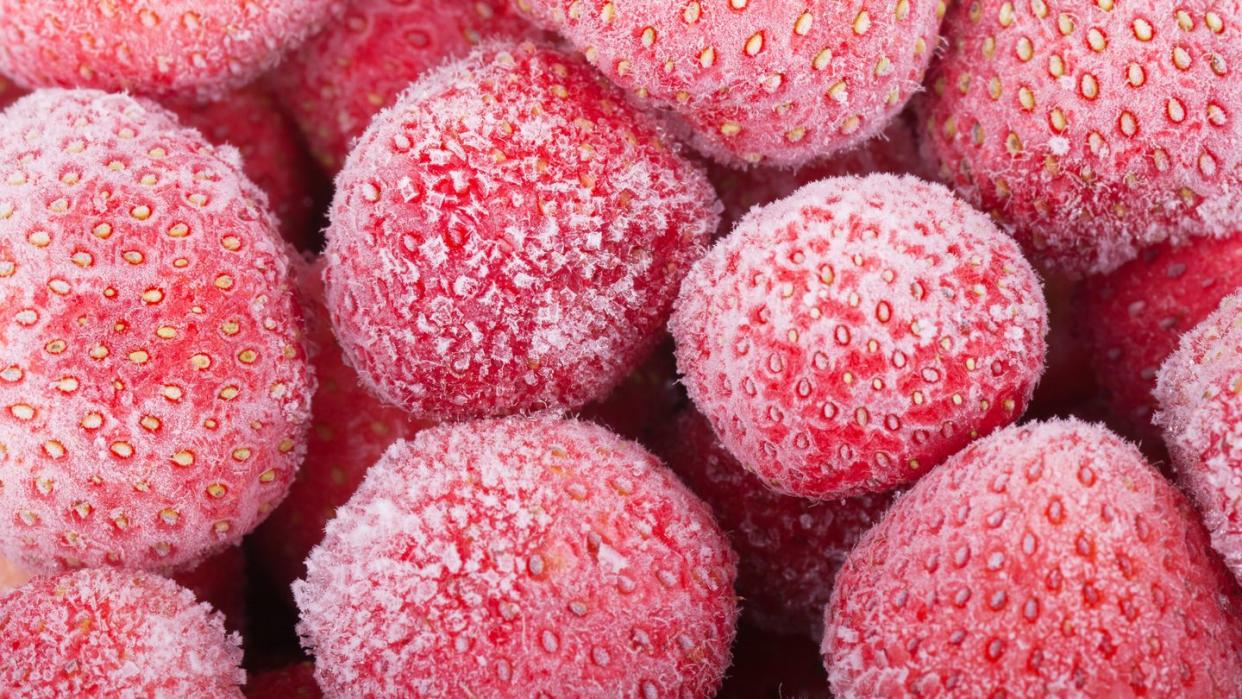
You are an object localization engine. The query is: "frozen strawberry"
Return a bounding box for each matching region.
[171,545,247,633]
[246,662,320,699]
[294,416,738,697]
[515,0,944,167]
[0,74,24,111]
[671,174,1047,498]
[251,257,424,592]
[272,0,536,173]
[323,40,718,422]
[0,1,337,101]
[0,568,244,697]
[578,338,683,448]
[0,90,314,574]
[709,114,935,234]
[1080,235,1242,446]
[165,86,322,249]
[823,420,1242,696]
[921,0,1242,277]
[1156,288,1242,585]
[659,408,892,638]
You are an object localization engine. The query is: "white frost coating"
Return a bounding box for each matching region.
[293,415,737,698]
[1155,288,1242,584]
[322,40,719,422]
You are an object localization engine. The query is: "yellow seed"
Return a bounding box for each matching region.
[110,442,134,458]
[1018,86,1034,110]
[853,10,871,34]
[1016,36,1033,62]
[745,32,764,56]
[1087,27,1106,51]
[720,121,742,136]
[1172,46,1191,70]
[141,288,163,304]
[795,11,814,34]
[1127,63,1145,87]
[1132,18,1153,41]
[238,349,258,364]
[683,1,701,23]
[130,205,151,220]
[1167,98,1186,122]
[813,49,832,71]
[1057,12,1074,34]
[1080,73,1099,100]
[699,46,715,68]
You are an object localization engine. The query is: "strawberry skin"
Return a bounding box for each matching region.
[824,420,1242,696]
[921,0,1242,277]
[671,174,1047,498]
[514,0,945,168]
[294,416,738,697]
[1157,288,1242,587]
[0,90,314,573]
[1081,235,1242,445]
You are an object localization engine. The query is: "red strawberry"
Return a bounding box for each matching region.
[323,40,718,422]
[823,420,1242,696]
[0,89,314,573]
[251,257,425,593]
[671,174,1048,498]
[0,568,244,697]
[1080,235,1242,445]
[294,416,738,697]
[0,1,338,101]
[515,0,944,168]
[921,0,1242,277]
[246,662,321,699]
[272,0,536,173]
[659,408,892,638]
[165,86,323,249]
[708,113,936,235]
[1156,288,1242,586]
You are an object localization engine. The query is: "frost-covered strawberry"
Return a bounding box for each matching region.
[0,1,337,101]
[1081,235,1242,444]
[273,0,535,172]
[515,0,944,167]
[660,409,891,638]
[251,257,424,591]
[0,568,244,698]
[0,90,314,573]
[1156,288,1242,585]
[672,174,1047,498]
[165,86,321,248]
[324,40,718,422]
[709,114,934,234]
[246,662,320,699]
[294,416,738,697]
[824,420,1242,696]
[921,0,1242,276]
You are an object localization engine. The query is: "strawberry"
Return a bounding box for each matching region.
[165,85,323,249]
[0,0,338,101]
[0,89,314,573]
[708,112,936,235]
[0,568,244,697]
[246,662,321,699]
[671,174,1048,498]
[1156,287,1242,586]
[824,420,1242,696]
[514,0,944,168]
[323,40,718,422]
[659,408,892,638]
[1081,235,1242,446]
[272,0,536,173]
[251,256,425,593]
[921,0,1242,277]
[293,416,738,697]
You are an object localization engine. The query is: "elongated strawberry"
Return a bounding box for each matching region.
[921,0,1242,276]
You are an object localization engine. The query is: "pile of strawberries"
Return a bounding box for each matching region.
[0,0,1239,697]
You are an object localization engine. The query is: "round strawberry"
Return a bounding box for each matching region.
[294,416,738,697]
[165,86,322,249]
[251,257,425,592]
[0,568,244,697]
[824,420,1242,696]
[0,90,314,574]
[272,0,536,173]
[515,0,944,167]
[0,0,337,101]
[1080,235,1242,445]
[921,0,1242,277]
[323,40,718,422]
[246,662,320,699]
[671,174,1047,498]
[1156,288,1242,585]
[709,113,935,234]
[659,408,892,638]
